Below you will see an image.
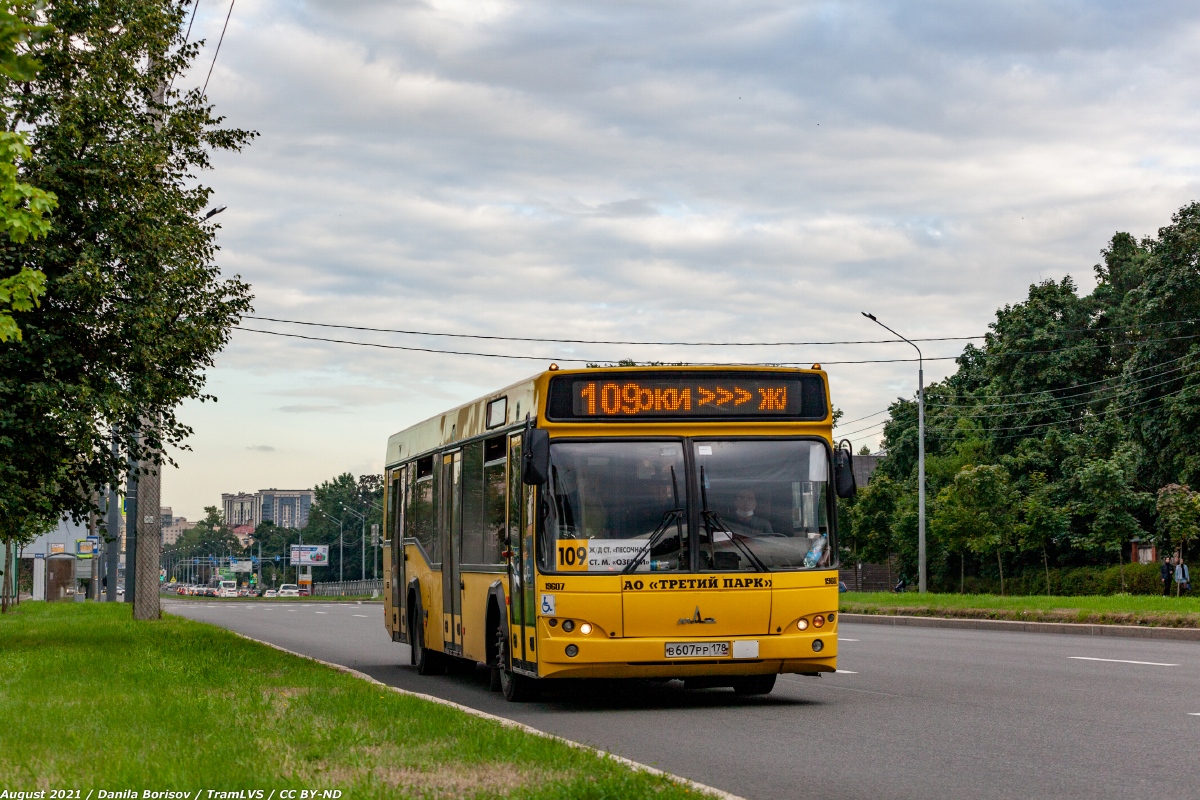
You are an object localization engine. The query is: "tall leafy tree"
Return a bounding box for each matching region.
[0,0,56,345]
[1156,484,1199,560]
[0,0,255,544]
[931,465,1017,595]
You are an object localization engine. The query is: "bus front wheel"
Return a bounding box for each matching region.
[495,624,538,702]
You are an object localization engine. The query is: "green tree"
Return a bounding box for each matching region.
[931,465,1017,595]
[1156,484,1200,560]
[846,474,898,566]
[1017,472,1069,595]
[306,473,384,581]
[0,0,56,344]
[1069,447,1149,592]
[0,0,255,546]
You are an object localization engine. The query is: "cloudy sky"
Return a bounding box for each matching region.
[164,0,1200,519]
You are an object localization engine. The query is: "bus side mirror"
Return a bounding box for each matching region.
[834,441,857,499]
[522,428,550,485]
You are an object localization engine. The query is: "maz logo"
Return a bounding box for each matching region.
[678,606,716,625]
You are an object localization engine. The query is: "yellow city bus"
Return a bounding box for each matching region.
[380,365,857,701]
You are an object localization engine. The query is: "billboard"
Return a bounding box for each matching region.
[229,559,253,573]
[290,545,329,566]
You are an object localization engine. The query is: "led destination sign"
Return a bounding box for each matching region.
[546,372,828,422]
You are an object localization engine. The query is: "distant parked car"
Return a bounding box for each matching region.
[298,587,310,597]
[264,589,278,598]
[278,584,300,597]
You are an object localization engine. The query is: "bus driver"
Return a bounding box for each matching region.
[730,488,774,536]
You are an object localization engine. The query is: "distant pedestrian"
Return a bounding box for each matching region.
[1175,560,1190,596]
[1161,556,1173,596]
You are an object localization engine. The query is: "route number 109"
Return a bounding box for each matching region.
[557,543,588,571]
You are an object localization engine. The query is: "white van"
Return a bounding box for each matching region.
[218,580,238,598]
[277,583,300,597]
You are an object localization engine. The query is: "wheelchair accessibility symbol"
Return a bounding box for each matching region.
[540,593,556,616]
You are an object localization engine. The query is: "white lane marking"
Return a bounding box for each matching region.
[314,611,327,614]
[836,669,857,674]
[1189,713,1200,716]
[840,638,859,642]
[1069,656,1178,667]
[352,614,369,618]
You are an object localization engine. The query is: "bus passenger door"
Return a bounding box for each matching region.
[507,434,535,672]
[388,466,406,640]
[440,451,463,656]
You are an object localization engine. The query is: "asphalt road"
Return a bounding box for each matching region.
[165,599,1200,800]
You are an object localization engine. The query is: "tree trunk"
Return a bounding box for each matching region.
[997,549,1005,596]
[1118,547,1126,593]
[961,552,965,594]
[1043,544,1051,596]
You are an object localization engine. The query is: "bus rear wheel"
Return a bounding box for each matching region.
[730,675,776,696]
[495,624,538,702]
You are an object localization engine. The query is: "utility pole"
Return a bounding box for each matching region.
[125,433,139,606]
[862,312,927,594]
[106,450,121,602]
[134,438,162,620]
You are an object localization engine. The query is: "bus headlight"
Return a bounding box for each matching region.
[796,618,809,631]
[579,623,592,635]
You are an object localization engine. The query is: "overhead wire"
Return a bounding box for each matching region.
[925,382,1195,436]
[245,313,1200,347]
[202,0,236,95]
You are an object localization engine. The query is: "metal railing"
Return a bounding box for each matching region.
[312,578,383,597]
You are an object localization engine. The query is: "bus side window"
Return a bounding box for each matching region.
[408,455,437,562]
[461,440,485,564]
[483,435,507,564]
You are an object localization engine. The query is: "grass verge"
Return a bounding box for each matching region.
[0,603,702,799]
[840,591,1200,627]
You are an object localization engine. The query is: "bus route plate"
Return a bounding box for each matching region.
[665,641,729,658]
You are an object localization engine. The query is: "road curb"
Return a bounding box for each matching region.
[229,631,745,800]
[840,613,1200,640]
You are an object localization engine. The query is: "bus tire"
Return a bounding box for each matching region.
[731,675,776,696]
[413,609,445,676]
[496,623,537,702]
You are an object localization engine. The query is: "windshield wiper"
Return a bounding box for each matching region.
[699,465,767,572]
[702,510,769,572]
[623,507,685,574]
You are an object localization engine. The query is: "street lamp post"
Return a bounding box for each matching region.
[862,311,927,594]
[316,509,345,582]
[342,505,367,582]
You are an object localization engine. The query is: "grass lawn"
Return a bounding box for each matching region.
[840,591,1200,627]
[0,602,701,798]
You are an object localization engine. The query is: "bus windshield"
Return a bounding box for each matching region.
[545,441,689,573]
[694,439,832,571]
[541,438,833,573]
